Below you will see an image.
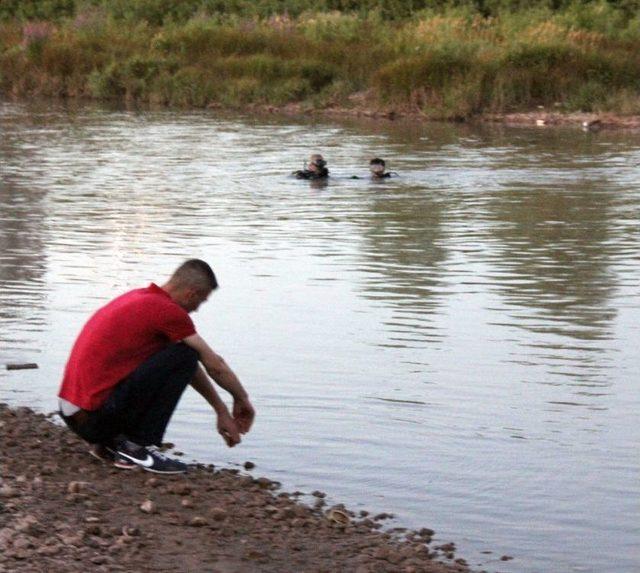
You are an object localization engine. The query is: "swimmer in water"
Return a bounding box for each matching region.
[293,154,329,180]
[369,157,394,179]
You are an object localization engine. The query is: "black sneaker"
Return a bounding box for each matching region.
[88,444,136,470]
[115,440,187,475]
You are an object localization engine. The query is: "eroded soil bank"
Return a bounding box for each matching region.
[0,403,476,573]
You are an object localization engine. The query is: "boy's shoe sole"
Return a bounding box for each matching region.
[89,444,136,470]
[113,453,137,470]
[88,444,114,462]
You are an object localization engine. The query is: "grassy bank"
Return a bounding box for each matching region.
[1,1,640,119]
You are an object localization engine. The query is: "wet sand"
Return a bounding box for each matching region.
[0,403,475,573]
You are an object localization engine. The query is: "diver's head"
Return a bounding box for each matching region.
[369,158,386,177]
[308,153,327,172]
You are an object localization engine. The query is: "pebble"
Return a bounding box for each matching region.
[181,498,193,508]
[85,516,101,523]
[68,481,92,494]
[210,507,227,521]
[243,461,256,470]
[171,484,191,496]
[188,517,208,527]
[0,485,18,498]
[37,545,61,556]
[139,500,156,514]
[255,477,273,489]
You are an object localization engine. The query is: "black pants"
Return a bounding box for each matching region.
[62,343,199,447]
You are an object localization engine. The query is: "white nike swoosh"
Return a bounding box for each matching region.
[120,452,154,468]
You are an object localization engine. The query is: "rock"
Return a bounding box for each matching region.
[312,490,326,498]
[188,517,207,527]
[67,481,92,494]
[16,517,43,538]
[500,555,514,561]
[85,525,102,536]
[85,516,101,523]
[181,498,193,508]
[0,485,18,498]
[139,500,156,514]
[12,535,34,551]
[122,526,140,537]
[171,484,191,496]
[37,545,61,556]
[40,464,58,476]
[0,528,14,549]
[243,461,255,470]
[210,507,227,521]
[59,532,83,546]
[145,478,159,488]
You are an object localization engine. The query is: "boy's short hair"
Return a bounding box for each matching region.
[170,259,218,292]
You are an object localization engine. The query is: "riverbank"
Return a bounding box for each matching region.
[2,3,640,122]
[237,99,640,130]
[0,403,475,572]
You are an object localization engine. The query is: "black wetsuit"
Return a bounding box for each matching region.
[294,168,329,180]
[351,172,395,180]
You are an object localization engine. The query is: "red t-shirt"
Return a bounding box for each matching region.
[58,283,196,410]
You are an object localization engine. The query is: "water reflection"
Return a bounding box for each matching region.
[354,186,450,346]
[486,180,618,340]
[0,123,48,363]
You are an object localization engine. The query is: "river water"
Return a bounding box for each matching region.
[0,101,638,572]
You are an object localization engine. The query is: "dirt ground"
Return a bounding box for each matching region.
[0,403,479,573]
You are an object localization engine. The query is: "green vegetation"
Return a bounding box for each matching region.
[1,1,640,118]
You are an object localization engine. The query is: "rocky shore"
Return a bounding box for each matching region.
[229,98,640,131]
[0,403,475,573]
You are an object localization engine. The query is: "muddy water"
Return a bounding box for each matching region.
[0,101,638,573]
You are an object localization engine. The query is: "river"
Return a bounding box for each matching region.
[0,101,638,572]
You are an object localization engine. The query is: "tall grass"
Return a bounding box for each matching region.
[1,1,640,117]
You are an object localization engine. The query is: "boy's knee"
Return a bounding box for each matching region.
[175,343,199,368]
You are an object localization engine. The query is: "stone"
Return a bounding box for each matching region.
[139,500,156,514]
[210,507,227,521]
[0,485,18,498]
[171,484,191,496]
[67,481,91,494]
[37,545,61,556]
[188,517,207,527]
[14,515,41,536]
[85,525,102,537]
